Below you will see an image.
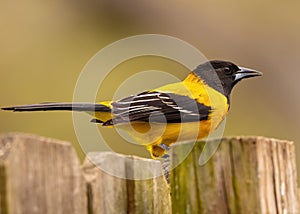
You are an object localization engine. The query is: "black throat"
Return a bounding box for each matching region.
[192,70,233,97]
[192,61,236,98]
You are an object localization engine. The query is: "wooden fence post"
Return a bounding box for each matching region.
[0,133,297,214]
[82,152,171,214]
[170,136,299,214]
[0,133,87,214]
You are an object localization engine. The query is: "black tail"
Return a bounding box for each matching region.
[1,102,111,112]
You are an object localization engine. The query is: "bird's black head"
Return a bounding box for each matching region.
[193,60,262,97]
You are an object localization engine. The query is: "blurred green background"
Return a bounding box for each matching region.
[1,0,299,171]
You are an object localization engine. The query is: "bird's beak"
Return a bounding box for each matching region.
[234,67,262,82]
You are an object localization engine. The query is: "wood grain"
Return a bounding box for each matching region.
[0,133,87,214]
[170,136,299,214]
[82,152,171,214]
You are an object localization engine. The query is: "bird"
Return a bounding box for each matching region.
[2,60,262,159]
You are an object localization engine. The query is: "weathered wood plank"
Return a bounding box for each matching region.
[0,133,87,214]
[1,133,297,213]
[170,136,299,214]
[82,152,171,214]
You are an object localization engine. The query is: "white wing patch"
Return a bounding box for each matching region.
[103,91,211,125]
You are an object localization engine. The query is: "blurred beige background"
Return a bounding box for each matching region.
[1,0,299,170]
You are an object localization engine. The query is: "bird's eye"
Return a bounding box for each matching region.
[224,67,231,75]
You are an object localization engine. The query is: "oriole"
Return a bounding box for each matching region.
[2,60,261,158]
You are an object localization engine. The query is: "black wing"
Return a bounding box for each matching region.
[103,91,211,126]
